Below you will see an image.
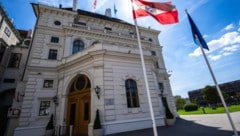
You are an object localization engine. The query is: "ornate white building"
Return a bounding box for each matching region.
[14,2,176,136]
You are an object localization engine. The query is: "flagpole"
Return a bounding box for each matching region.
[130,0,158,136]
[196,34,239,136]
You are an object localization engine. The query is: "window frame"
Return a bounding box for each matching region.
[0,45,6,63]
[39,101,51,116]
[155,61,159,69]
[8,53,22,68]
[72,40,85,54]
[43,80,54,88]
[158,82,164,92]
[4,27,11,37]
[151,51,156,56]
[48,49,58,60]
[50,36,59,43]
[54,20,61,26]
[3,78,15,83]
[125,79,140,108]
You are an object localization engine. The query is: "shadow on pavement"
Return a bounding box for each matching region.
[107,118,239,136]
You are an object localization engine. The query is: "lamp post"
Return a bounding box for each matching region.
[95,86,101,99]
[53,96,58,105]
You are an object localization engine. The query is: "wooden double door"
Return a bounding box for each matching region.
[67,90,91,136]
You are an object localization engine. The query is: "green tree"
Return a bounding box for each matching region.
[176,97,186,110]
[202,85,219,108]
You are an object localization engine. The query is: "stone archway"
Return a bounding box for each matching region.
[66,74,91,136]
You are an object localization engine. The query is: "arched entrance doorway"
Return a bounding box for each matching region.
[66,75,91,136]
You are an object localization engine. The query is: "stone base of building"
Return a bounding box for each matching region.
[14,126,45,136]
[104,116,165,135]
[14,117,165,136]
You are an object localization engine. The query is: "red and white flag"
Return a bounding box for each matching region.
[93,0,97,10]
[132,0,178,24]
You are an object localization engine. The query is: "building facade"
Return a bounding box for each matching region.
[14,3,176,136]
[0,4,23,136]
[3,30,32,136]
[188,80,240,106]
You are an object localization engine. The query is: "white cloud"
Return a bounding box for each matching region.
[238,27,240,32]
[189,31,240,59]
[207,32,240,51]
[95,0,108,11]
[203,34,208,38]
[224,24,234,31]
[208,54,222,61]
[189,47,201,57]
[221,45,239,52]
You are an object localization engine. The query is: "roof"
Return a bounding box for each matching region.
[63,7,133,26]
[18,29,29,38]
[31,3,160,34]
[31,3,133,27]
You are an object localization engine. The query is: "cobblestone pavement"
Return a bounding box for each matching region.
[107,111,240,136]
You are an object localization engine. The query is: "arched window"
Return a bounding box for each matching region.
[125,79,140,108]
[72,40,84,54]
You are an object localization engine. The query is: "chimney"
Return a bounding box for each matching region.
[73,0,78,11]
[105,8,111,17]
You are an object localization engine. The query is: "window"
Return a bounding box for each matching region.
[129,32,134,35]
[50,36,59,43]
[54,20,61,26]
[23,39,30,46]
[75,76,85,90]
[72,40,84,54]
[0,45,6,63]
[151,51,156,56]
[155,61,159,68]
[76,22,86,26]
[104,27,112,31]
[125,79,140,108]
[43,80,54,88]
[8,53,22,68]
[3,78,15,83]
[39,101,50,116]
[158,82,164,92]
[4,27,11,37]
[48,49,57,60]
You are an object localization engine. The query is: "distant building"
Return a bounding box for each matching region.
[188,80,240,106]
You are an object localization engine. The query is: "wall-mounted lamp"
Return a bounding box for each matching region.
[94,85,101,99]
[53,96,58,105]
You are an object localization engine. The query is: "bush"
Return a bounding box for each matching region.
[162,97,174,119]
[184,104,198,112]
[94,109,102,129]
[46,114,54,130]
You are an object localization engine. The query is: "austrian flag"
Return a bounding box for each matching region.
[132,0,179,24]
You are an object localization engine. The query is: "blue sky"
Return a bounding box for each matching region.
[1,0,240,98]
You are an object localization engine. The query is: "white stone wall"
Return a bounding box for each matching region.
[0,21,19,46]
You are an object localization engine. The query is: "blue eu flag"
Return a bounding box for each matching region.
[186,10,209,50]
